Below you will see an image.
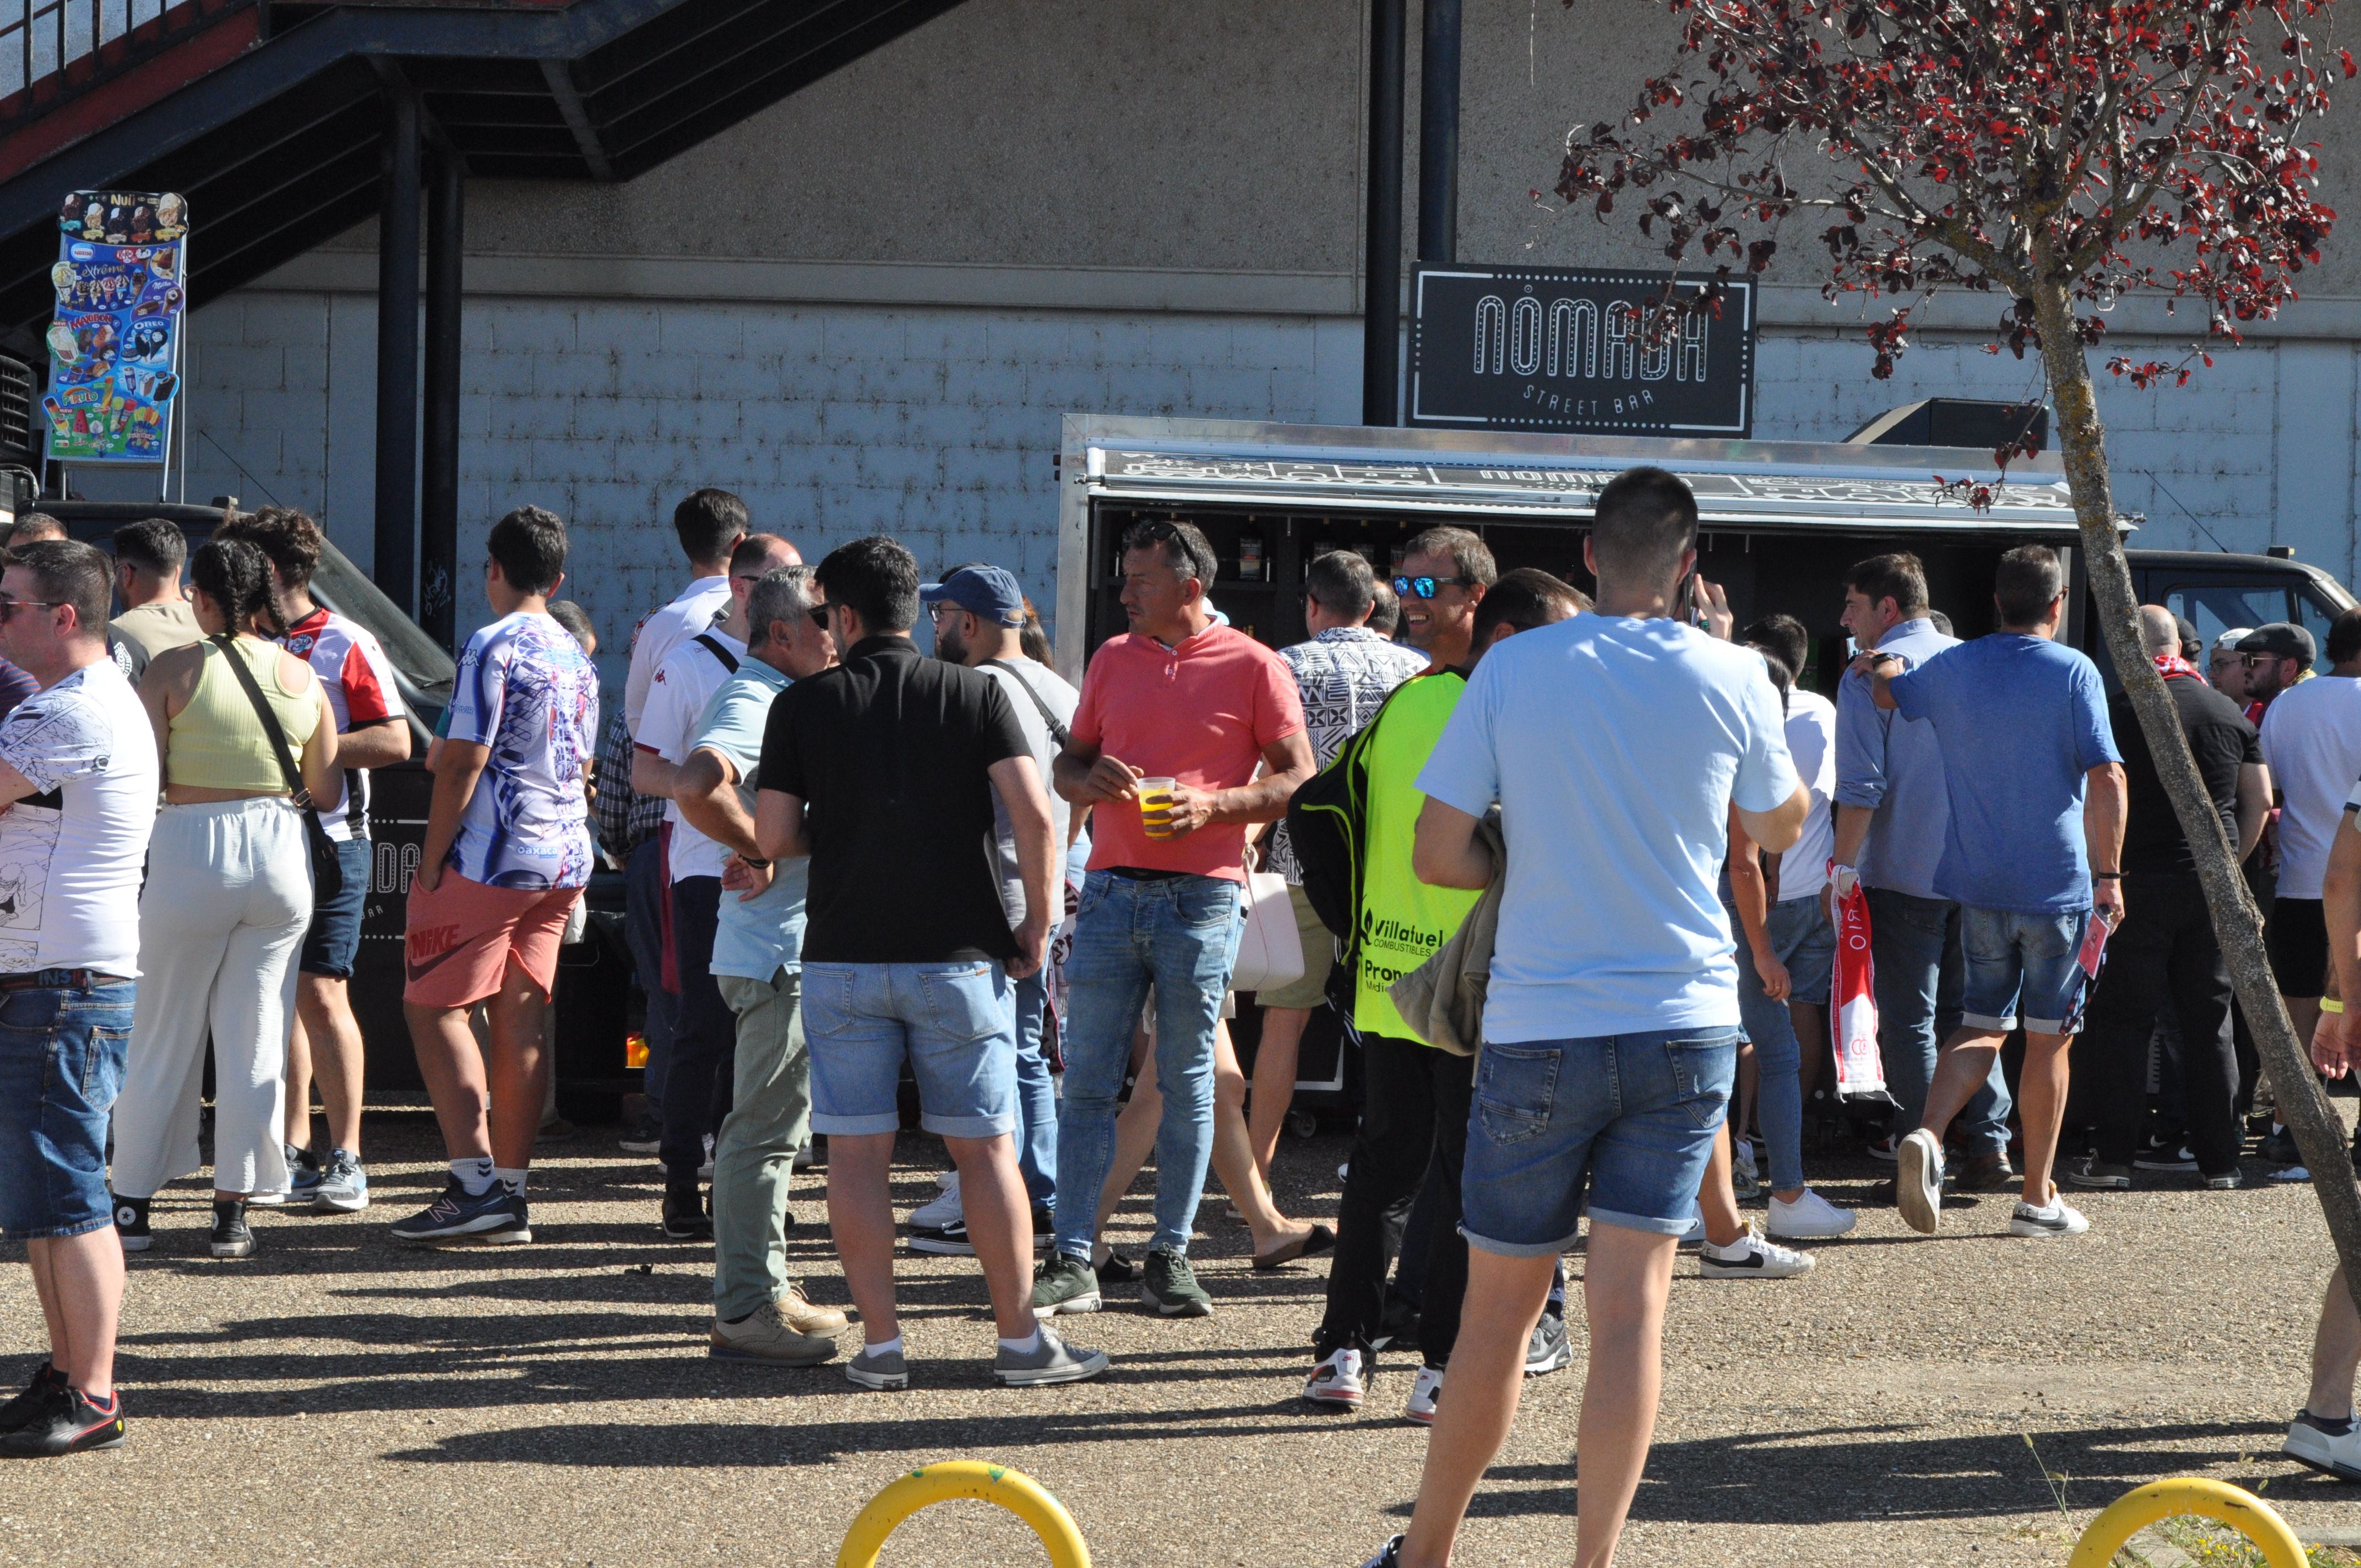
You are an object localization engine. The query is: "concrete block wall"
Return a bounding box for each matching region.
[145,287,2355,694]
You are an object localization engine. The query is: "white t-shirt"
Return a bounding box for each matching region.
[2259,673,2361,899]
[976,656,1080,927]
[624,576,730,738]
[642,627,746,883]
[1778,689,1838,902]
[1417,616,1800,1043]
[0,660,159,976]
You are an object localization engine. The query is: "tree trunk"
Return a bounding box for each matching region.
[2031,279,2361,1320]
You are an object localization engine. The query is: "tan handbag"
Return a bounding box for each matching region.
[1230,869,1306,994]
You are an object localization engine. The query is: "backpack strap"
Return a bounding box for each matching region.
[691,633,740,676]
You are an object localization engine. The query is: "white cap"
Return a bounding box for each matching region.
[2215,627,2254,652]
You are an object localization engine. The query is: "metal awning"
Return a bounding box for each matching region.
[1067,415,2092,535]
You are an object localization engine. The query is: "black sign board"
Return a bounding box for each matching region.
[1408,266,1755,437]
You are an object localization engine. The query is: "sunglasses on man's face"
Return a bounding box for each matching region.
[1392,575,1476,601]
[807,605,833,628]
[2240,651,2283,668]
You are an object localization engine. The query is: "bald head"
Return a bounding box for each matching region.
[2139,604,2180,656]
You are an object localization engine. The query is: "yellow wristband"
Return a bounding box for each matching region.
[2324,998,2346,1016]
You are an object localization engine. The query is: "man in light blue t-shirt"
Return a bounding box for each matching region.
[1357,468,1807,1568]
[671,565,849,1366]
[1869,544,2126,1244]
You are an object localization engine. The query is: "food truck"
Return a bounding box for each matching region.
[1051,413,2358,1121]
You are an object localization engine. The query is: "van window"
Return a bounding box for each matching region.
[2159,581,2294,664]
[2292,588,2346,673]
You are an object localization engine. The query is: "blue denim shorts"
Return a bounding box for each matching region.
[1960,906,2093,1035]
[0,976,135,1241]
[800,960,1018,1139]
[298,836,374,978]
[1459,1027,1738,1254]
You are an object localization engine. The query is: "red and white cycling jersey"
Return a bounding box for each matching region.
[281,605,405,842]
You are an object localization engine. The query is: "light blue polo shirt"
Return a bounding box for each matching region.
[688,659,808,981]
[1416,615,1799,1043]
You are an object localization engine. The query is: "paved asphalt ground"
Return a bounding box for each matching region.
[6,1109,2361,1567]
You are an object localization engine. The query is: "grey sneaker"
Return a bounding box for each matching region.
[994,1327,1109,1387]
[845,1344,910,1390]
[314,1150,369,1213]
[1031,1254,1103,1318]
[1142,1247,1212,1317]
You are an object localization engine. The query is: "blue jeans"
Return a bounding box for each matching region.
[1013,969,1057,1207]
[800,961,1019,1139]
[1730,894,1835,1193]
[1460,1027,1739,1253]
[1867,888,2011,1152]
[1961,906,2095,1035]
[0,975,134,1241]
[1054,870,1242,1259]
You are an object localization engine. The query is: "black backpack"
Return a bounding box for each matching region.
[1285,677,1424,945]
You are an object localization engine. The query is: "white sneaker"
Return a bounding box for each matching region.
[1403,1364,1443,1425]
[933,1169,959,1193]
[1677,1206,1707,1249]
[911,1175,963,1229]
[2284,1413,2361,1480]
[1896,1129,1944,1235]
[1698,1231,1814,1278]
[1766,1188,1856,1239]
[1302,1348,1366,1409]
[2009,1195,2091,1238]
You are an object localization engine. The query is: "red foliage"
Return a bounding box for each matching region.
[1555,0,2344,371]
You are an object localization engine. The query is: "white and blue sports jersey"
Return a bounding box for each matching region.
[444,610,600,890]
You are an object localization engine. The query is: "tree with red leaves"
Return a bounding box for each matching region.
[1554,0,2361,1294]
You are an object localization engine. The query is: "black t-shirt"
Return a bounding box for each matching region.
[2110,679,2260,875]
[759,635,1030,962]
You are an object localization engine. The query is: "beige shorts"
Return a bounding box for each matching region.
[1252,880,1336,1010]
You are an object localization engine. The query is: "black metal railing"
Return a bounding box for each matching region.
[1,0,255,125]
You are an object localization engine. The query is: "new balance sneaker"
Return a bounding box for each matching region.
[1698,1231,1814,1278]
[1896,1129,1944,1235]
[314,1150,369,1213]
[775,1286,849,1337]
[112,1194,150,1254]
[994,1328,1109,1387]
[1302,1348,1366,1409]
[709,1300,839,1366]
[2064,1158,2132,1190]
[2284,1411,2361,1481]
[2009,1194,2091,1238]
[910,1174,962,1230]
[0,1385,123,1457]
[282,1145,323,1206]
[844,1344,909,1391]
[0,1364,61,1434]
[209,1201,257,1259]
[1766,1188,1857,1239]
[1404,1364,1444,1426]
[1525,1311,1573,1377]
[2135,1136,2199,1173]
[1357,1536,1406,1568]
[1142,1248,1212,1317]
[390,1180,532,1244]
[1031,1254,1102,1317]
[618,1112,663,1155]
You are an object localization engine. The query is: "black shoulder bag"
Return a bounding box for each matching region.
[210,634,345,902]
[983,658,1073,749]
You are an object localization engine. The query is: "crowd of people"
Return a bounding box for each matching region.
[4,475,2361,1564]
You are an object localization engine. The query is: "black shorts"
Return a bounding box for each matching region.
[2267,896,2329,1000]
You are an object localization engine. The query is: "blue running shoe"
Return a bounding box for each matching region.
[285,1146,324,1205]
[389,1180,531,1245]
[314,1150,369,1213]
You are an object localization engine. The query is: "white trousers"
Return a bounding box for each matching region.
[110,797,312,1199]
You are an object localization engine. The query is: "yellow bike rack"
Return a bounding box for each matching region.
[836,1461,1091,1568]
[2066,1478,2306,1568]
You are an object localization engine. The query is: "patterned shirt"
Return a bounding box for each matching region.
[281,605,404,842]
[592,706,662,860]
[1265,627,1428,884]
[444,610,600,890]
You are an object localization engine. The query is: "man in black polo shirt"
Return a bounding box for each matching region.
[754,536,1107,1391]
[2068,605,2271,1191]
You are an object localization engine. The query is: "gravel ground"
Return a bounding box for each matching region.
[4,1109,2359,1567]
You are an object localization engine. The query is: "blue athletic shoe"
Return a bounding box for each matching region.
[389,1180,531,1245]
[285,1146,324,1205]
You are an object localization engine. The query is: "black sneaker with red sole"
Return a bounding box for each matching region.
[1,1384,124,1457]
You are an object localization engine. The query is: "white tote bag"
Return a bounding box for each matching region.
[1230,869,1306,994]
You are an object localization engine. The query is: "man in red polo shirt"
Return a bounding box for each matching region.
[1031,519,1314,1320]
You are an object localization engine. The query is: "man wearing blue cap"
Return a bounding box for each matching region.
[910,563,1080,1254]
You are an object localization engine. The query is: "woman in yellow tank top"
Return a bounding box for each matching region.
[108,538,339,1259]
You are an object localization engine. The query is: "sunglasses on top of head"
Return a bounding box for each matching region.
[1392,575,1476,601]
